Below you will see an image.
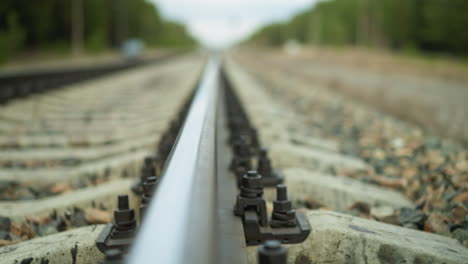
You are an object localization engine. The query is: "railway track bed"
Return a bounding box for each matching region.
[0,53,467,263]
[0,54,203,260]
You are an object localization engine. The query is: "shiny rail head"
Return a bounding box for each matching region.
[127,58,220,264]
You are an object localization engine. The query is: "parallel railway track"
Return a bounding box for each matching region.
[0,55,174,104]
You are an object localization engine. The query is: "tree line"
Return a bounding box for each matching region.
[0,0,196,63]
[249,0,468,55]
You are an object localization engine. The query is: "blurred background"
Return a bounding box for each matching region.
[0,0,196,64]
[1,0,468,64]
[249,0,468,55]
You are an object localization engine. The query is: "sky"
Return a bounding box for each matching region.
[150,0,317,48]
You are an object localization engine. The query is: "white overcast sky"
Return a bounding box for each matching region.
[150,0,317,48]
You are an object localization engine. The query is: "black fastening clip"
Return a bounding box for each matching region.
[270,185,296,227]
[230,138,254,184]
[234,175,311,246]
[131,155,157,195]
[234,171,268,226]
[96,195,137,253]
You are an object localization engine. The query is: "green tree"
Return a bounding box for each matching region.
[249,0,468,56]
[0,0,195,63]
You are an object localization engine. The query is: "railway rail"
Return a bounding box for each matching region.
[0,53,467,264]
[96,58,310,263]
[0,54,174,104]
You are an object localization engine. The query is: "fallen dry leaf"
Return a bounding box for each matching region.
[26,215,51,225]
[85,208,112,224]
[424,213,451,236]
[49,183,72,194]
[374,176,407,189]
[10,223,35,239]
[453,192,468,203]
[451,204,467,224]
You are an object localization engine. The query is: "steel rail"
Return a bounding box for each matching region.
[0,53,177,104]
[127,58,246,263]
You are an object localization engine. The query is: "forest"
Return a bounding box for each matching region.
[0,0,196,63]
[249,0,468,55]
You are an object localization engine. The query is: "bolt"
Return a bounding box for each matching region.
[118,195,129,209]
[143,155,155,167]
[257,148,272,178]
[258,240,287,264]
[240,171,263,198]
[113,195,136,232]
[132,155,157,195]
[247,170,257,178]
[233,138,252,158]
[246,128,260,152]
[142,176,158,196]
[233,157,252,182]
[142,155,157,177]
[271,185,296,228]
[276,185,287,201]
[234,170,268,226]
[140,176,158,219]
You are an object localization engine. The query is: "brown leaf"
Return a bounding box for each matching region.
[374,176,407,189]
[401,166,418,179]
[451,204,467,224]
[26,215,51,225]
[453,192,468,203]
[424,213,451,236]
[49,183,72,194]
[10,223,35,239]
[85,208,112,224]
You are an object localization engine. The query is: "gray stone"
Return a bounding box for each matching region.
[0,179,135,221]
[370,206,395,219]
[0,150,148,184]
[452,228,468,244]
[0,135,157,163]
[0,225,105,264]
[269,143,369,172]
[247,211,468,263]
[0,54,204,149]
[399,207,426,229]
[288,134,339,152]
[36,225,58,237]
[264,168,413,211]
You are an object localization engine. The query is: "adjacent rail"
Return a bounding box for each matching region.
[0,54,176,104]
